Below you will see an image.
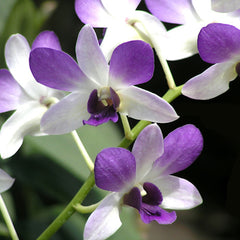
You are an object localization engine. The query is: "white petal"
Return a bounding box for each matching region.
[5,34,48,99]
[163,23,202,60]
[182,62,236,100]
[76,25,109,86]
[84,193,122,240]
[212,0,240,13]
[41,92,90,135]
[132,124,164,181]
[0,169,14,193]
[0,101,47,159]
[101,0,139,19]
[118,86,179,123]
[151,175,203,210]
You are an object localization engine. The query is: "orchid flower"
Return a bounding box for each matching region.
[145,0,240,60]
[211,0,240,13]
[0,32,65,159]
[74,0,167,62]
[30,25,178,135]
[84,124,203,240]
[0,168,14,193]
[182,23,240,100]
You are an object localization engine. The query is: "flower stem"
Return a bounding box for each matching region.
[74,201,100,214]
[120,114,134,140]
[36,172,95,240]
[0,194,19,240]
[70,130,94,171]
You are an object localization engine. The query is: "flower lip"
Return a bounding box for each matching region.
[83,87,120,126]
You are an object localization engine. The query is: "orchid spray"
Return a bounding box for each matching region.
[0,0,239,240]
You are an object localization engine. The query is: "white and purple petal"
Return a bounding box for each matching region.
[151,124,203,176]
[30,48,93,91]
[75,0,112,27]
[132,124,164,181]
[108,40,154,89]
[152,175,203,210]
[198,23,240,63]
[5,34,48,99]
[84,192,122,240]
[0,69,26,113]
[31,30,62,50]
[0,169,15,193]
[40,92,90,135]
[0,101,47,159]
[182,62,237,100]
[145,0,198,24]
[118,86,179,123]
[95,147,136,192]
[76,25,109,87]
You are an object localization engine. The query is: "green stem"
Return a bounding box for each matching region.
[36,172,95,240]
[120,114,134,140]
[70,130,94,171]
[0,194,19,240]
[74,201,100,214]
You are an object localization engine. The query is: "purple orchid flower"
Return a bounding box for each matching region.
[74,0,167,61]
[0,32,65,159]
[30,25,178,135]
[145,0,240,60]
[182,23,240,99]
[84,124,203,240]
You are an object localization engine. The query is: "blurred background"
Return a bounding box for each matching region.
[0,0,240,239]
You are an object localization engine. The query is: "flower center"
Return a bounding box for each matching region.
[83,87,120,126]
[235,62,240,76]
[40,96,59,108]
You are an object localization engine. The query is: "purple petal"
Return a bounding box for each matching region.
[95,147,136,192]
[109,41,154,88]
[76,25,109,86]
[75,0,111,27]
[182,62,236,100]
[152,175,203,210]
[30,48,89,91]
[153,124,203,176]
[198,23,240,63]
[132,124,164,181]
[145,0,197,24]
[140,204,176,224]
[0,69,23,112]
[32,31,61,50]
[142,182,163,205]
[123,187,142,210]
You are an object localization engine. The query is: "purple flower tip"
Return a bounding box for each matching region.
[83,88,120,126]
[124,182,175,224]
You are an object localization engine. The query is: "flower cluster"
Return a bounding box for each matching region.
[0,0,239,239]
